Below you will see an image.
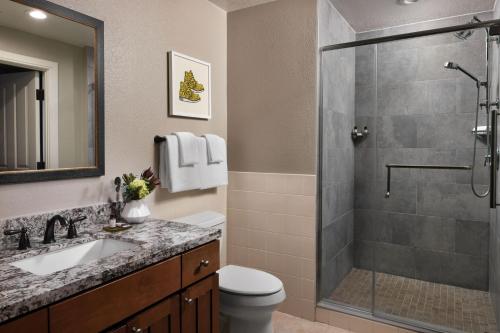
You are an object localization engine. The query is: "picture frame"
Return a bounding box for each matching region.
[168,51,212,120]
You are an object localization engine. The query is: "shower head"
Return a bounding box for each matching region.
[455,30,475,40]
[444,61,482,86]
[454,16,482,40]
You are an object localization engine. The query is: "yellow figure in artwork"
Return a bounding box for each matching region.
[179,80,201,102]
[179,70,204,103]
[184,70,205,92]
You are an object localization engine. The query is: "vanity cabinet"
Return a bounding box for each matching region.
[50,256,181,333]
[0,241,220,333]
[0,309,48,333]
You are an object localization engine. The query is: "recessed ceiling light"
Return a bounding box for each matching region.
[28,9,47,20]
[398,0,419,4]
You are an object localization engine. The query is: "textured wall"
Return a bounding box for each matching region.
[318,0,356,299]
[0,0,227,222]
[354,15,492,291]
[227,171,316,320]
[225,0,319,320]
[227,0,317,174]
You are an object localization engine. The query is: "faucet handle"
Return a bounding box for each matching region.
[4,227,31,250]
[67,215,87,239]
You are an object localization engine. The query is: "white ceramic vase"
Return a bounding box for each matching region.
[122,199,151,224]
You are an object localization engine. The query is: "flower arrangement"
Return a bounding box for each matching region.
[121,167,160,202]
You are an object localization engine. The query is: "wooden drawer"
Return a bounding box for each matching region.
[182,241,220,287]
[0,309,48,333]
[50,256,181,333]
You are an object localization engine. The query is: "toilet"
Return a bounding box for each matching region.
[171,211,286,333]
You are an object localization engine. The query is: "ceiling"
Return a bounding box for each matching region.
[210,0,497,32]
[0,0,94,47]
[329,0,496,32]
[209,0,277,12]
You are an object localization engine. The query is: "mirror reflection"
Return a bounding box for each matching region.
[0,1,96,172]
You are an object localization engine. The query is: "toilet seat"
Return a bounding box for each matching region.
[218,265,283,296]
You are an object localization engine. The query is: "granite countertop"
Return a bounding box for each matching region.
[0,219,221,323]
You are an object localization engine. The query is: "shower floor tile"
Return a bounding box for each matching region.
[330,268,497,333]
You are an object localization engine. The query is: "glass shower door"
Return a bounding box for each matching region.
[367,28,497,333]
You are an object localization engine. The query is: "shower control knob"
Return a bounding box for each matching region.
[351,126,369,141]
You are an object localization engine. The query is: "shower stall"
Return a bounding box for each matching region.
[318,17,500,333]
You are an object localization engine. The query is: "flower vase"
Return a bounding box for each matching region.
[122,199,151,224]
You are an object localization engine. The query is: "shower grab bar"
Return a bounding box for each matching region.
[385,164,472,198]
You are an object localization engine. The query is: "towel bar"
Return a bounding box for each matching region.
[385,164,472,198]
[154,136,166,143]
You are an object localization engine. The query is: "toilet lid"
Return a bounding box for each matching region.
[218,265,283,296]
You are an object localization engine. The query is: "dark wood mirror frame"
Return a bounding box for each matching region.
[0,0,104,185]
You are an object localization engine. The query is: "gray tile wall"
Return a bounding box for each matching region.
[354,19,492,291]
[318,0,356,299]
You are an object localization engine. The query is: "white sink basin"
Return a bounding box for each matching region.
[10,239,138,276]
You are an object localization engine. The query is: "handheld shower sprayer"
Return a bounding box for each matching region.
[443,62,484,87]
[444,61,458,69]
[444,61,490,198]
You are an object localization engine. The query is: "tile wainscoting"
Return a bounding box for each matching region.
[227,171,316,320]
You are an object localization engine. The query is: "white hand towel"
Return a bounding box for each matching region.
[202,134,226,163]
[159,135,201,193]
[198,137,228,189]
[173,132,199,166]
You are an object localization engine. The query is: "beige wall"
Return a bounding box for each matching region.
[0,0,227,222]
[227,0,317,174]
[0,25,89,168]
[228,171,317,320]
[226,0,319,320]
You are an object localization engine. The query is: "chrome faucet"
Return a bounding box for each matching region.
[43,215,68,244]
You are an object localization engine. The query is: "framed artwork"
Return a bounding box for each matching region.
[168,51,212,120]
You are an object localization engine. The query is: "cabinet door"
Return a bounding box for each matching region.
[181,274,219,333]
[125,295,180,333]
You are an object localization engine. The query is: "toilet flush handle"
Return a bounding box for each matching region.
[200,259,210,267]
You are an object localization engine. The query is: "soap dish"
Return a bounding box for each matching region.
[103,224,132,233]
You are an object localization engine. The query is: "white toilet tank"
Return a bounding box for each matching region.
[170,211,227,266]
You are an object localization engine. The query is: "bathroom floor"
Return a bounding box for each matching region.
[273,311,348,333]
[330,269,497,333]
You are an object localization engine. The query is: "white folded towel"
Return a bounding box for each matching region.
[159,135,201,193]
[173,132,199,166]
[202,134,226,163]
[198,137,228,189]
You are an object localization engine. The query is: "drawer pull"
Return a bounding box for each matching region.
[200,259,210,267]
[185,297,194,304]
[132,327,142,333]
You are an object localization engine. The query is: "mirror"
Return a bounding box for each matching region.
[0,0,104,184]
